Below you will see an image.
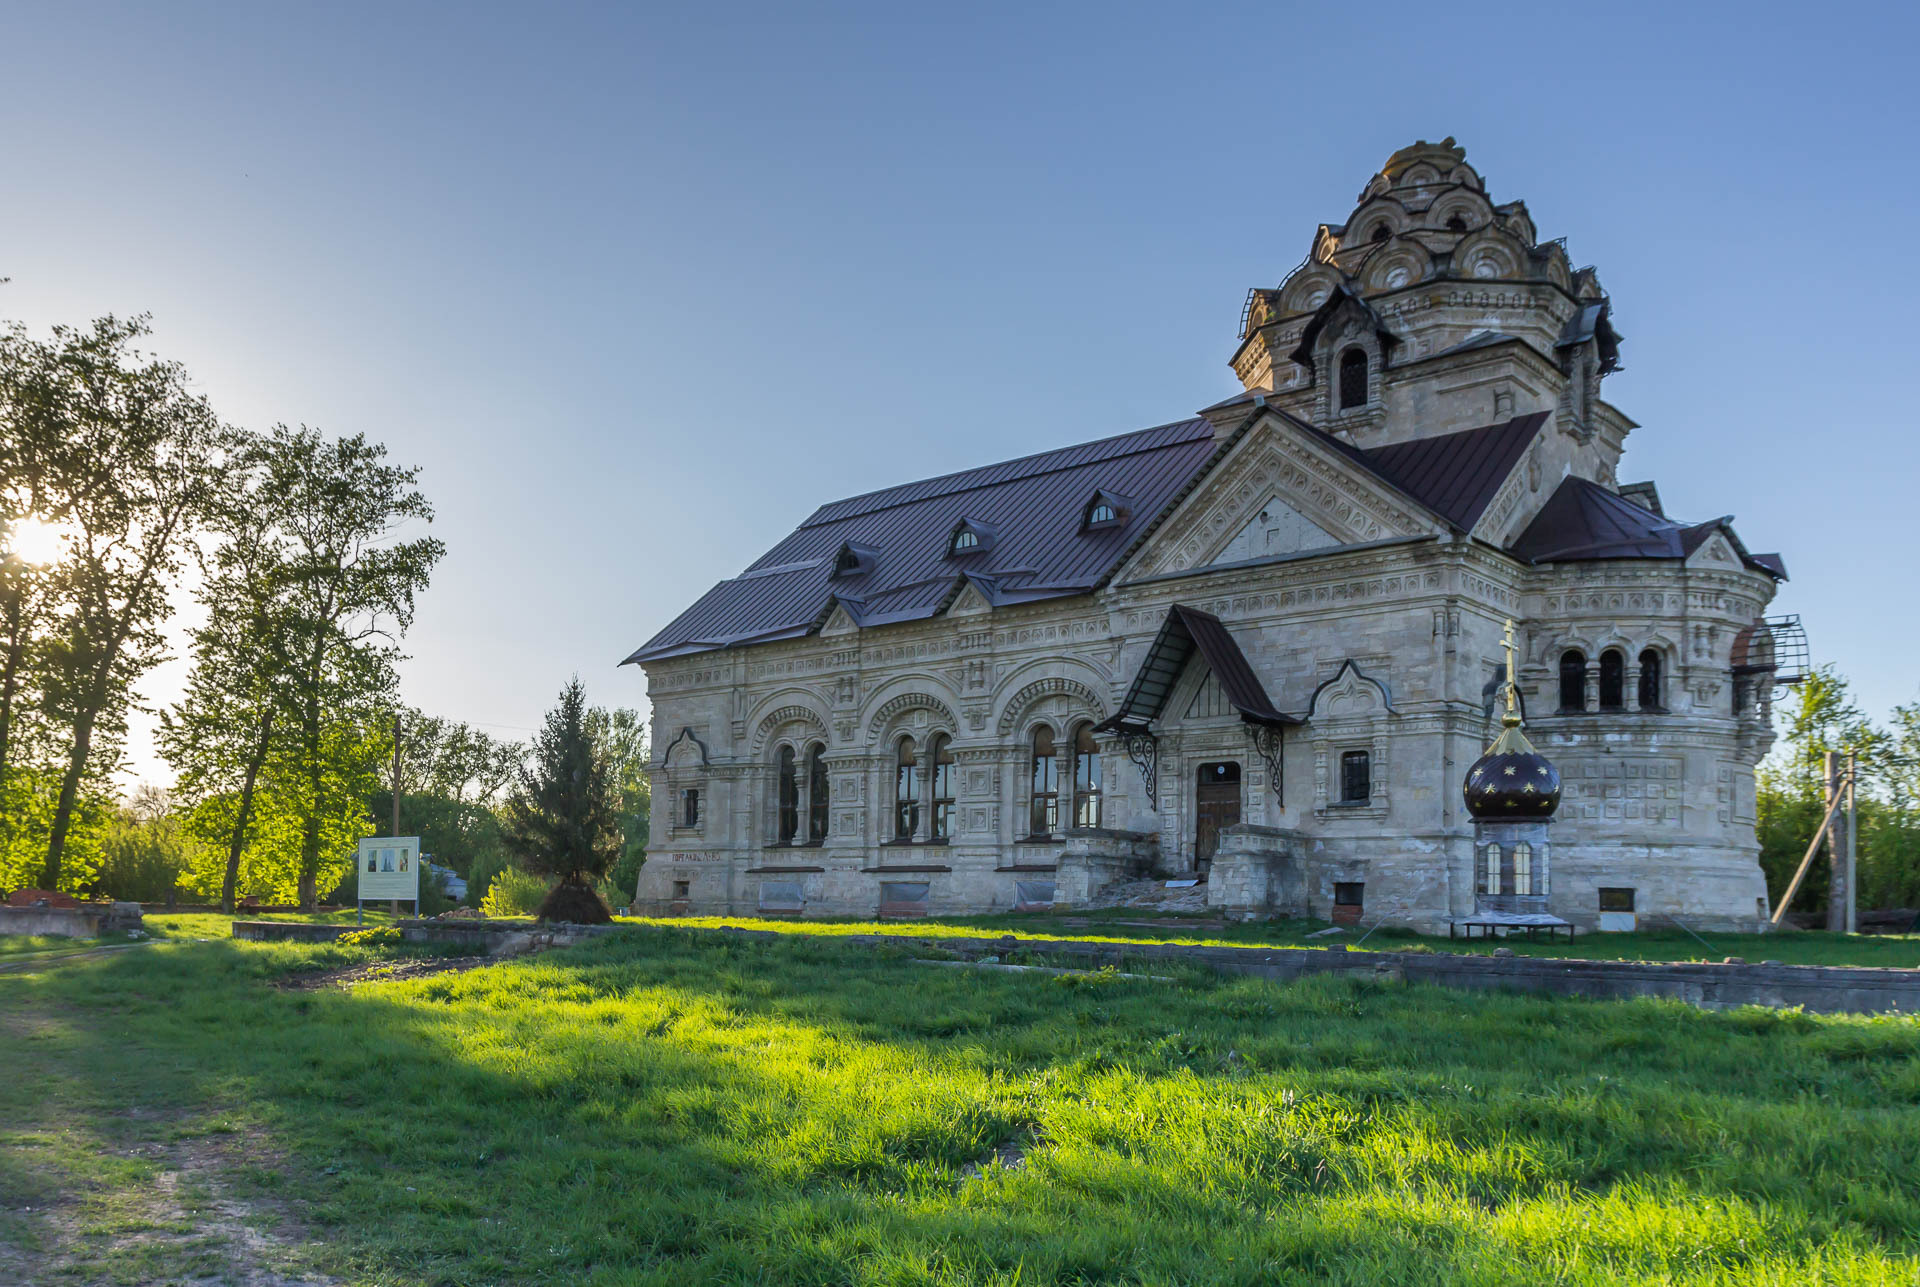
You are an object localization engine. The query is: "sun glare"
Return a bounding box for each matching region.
[5,516,70,566]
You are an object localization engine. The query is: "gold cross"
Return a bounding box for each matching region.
[1502,618,1520,722]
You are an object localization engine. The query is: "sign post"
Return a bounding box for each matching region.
[356,836,422,925]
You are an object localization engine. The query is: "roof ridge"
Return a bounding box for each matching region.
[797,417,1209,529]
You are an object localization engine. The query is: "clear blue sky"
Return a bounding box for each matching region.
[3,2,1913,784]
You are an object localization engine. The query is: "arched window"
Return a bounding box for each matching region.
[1599,649,1626,711]
[1446,213,1467,232]
[1089,502,1115,524]
[950,527,979,554]
[1559,651,1587,712]
[893,737,920,841]
[1638,649,1663,711]
[806,744,829,844]
[1512,842,1533,896]
[1071,723,1102,829]
[1028,727,1060,837]
[929,735,955,841]
[1369,223,1390,243]
[1338,347,1369,410]
[776,745,800,844]
[1482,843,1501,896]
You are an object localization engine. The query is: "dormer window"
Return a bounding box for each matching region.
[947,519,993,557]
[1080,490,1129,532]
[1338,346,1370,410]
[832,542,878,577]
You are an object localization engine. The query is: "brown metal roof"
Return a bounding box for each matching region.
[1510,476,1786,578]
[626,418,1222,663]
[1096,604,1297,732]
[1361,411,1550,531]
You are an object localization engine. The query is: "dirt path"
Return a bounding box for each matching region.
[0,941,152,974]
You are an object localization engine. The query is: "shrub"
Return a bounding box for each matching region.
[478,866,546,918]
[537,879,612,925]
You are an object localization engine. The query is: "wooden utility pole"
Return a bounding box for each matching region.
[1846,751,1858,935]
[390,713,403,916]
[1824,751,1857,934]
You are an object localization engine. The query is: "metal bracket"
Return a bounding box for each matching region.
[1123,732,1158,803]
[1247,723,1284,805]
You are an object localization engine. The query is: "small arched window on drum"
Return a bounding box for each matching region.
[1338,347,1369,410]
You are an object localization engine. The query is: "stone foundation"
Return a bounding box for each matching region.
[1053,829,1159,908]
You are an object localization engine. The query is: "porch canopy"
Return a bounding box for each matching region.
[1095,604,1299,735]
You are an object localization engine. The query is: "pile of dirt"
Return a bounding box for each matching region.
[1085,877,1211,913]
[277,955,493,991]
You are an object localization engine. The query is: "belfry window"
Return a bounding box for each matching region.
[1029,727,1060,837]
[1071,723,1102,829]
[1599,649,1626,711]
[1338,347,1369,410]
[1638,649,1664,711]
[806,744,829,843]
[929,735,955,842]
[893,737,920,841]
[776,745,799,845]
[1559,651,1587,712]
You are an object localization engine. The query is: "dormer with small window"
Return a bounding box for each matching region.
[947,518,994,558]
[1081,489,1130,532]
[831,541,879,578]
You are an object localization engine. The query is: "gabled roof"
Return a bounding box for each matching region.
[626,418,1224,663]
[1359,411,1549,531]
[1510,476,1786,578]
[1096,604,1297,733]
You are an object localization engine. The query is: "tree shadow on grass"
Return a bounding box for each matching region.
[4,930,1916,1285]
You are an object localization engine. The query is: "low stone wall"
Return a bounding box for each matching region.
[231,918,618,956]
[1206,824,1306,918]
[0,902,143,939]
[1053,829,1159,907]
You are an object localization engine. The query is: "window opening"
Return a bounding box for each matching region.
[1029,727,1060,836]
[1072,723,1102,829]
[1338,347,1369,410]
[806,744,829,843]
[893,737,920,841]
[1638,649,1663,710]
[930,735,955,841]
[1339,750,1371,804]
[1560,650,1587,712]
[1599,649,1626,710]
[776,745,798,845]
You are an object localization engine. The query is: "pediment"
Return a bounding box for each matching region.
[1122,412,1439,581]
[1687,532,1740,569]
[819,602,861,636]
[945,579,993,617]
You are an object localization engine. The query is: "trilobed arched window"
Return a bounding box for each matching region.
[1638,649,1663,711]
[1599,649,1626,711]
[806,743,829,843]
[776,745,799,845]
[1559,650,1587,712]
[1338,347,1369,410]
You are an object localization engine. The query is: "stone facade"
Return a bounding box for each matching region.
[631,139,1783,933]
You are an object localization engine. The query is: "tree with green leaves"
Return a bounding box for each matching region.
[504,678,620,923]
[1756,665,1892,913]
[0,315,233,888]
[586,704,650,901]
[251,427,442,908]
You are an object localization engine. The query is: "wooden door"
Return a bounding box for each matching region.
[1194,761,1242,871]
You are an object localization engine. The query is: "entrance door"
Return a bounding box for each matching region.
[1194,761,1242,873]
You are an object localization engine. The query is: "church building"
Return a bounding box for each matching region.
[625,138,1787,933]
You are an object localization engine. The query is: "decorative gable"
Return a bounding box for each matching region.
[1123,411,1438,581]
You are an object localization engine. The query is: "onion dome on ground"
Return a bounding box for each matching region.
[1464,719,1561,819]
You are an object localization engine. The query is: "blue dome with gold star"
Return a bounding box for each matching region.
[1464,720,1561,819]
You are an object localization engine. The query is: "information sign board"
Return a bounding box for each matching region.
[357,836,421,902]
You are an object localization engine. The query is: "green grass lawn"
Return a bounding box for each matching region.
[4,927,1919,1284]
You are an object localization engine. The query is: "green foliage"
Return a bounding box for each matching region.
[0,763,111,894]
[336,925,401,947]
[503,678,619,887]
[6,928,1920,1283]
[89,800,194,902]
[478,865,546,918]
